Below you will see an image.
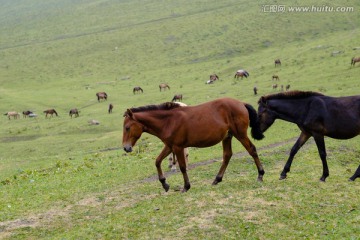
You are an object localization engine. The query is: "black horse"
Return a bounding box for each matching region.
[257,91,360,181]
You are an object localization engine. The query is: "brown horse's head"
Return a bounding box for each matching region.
[122,109,144,152]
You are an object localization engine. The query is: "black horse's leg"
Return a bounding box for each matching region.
[349,165,360,181]
[213,136,233,185]
[280,131,311,180]
[238,136,265,182]
[313,134,329,181]
[155,146,172,192]
[173,147,190,192]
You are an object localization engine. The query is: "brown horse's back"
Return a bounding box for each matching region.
[166,98,250,147]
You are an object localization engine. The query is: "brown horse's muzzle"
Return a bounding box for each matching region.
[123,145,133,153]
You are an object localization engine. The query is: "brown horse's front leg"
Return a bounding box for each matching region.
[155,146,172,192]
[238,136,264,182]
[213,136,233,185]
[173,147,190,192]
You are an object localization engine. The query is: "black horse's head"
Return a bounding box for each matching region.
[257,96,277,133]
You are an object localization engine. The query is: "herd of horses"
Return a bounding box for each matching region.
[121,57,360,192]
[5,92,112,120]
[4,57,359,193]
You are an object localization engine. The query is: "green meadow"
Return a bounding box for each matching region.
[0,0,359,239]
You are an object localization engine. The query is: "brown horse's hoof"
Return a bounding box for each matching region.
[257,177,263,182]
[212,176,222,185]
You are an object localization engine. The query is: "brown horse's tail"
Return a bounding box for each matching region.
[245,104,264,140]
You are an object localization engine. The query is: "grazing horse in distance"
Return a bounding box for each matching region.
[257,91,360,181]
[275,59,281,67]
[351,57,360,66]
[96,92,108,102]
[159,83,170,91]
[253,86,258,95]
[172,94,183,102]
[122,98,265,192]
[209,74,219,81]
[272,75,280,81]
[272,84,278,90]
[69,108,79,118]
[22,110,33,118]
[43,109,58,118]
[108,103,114,114]
[133,86,143,94]
[286,84,291,91]
[234,69,249,79]
[4,111,20,120]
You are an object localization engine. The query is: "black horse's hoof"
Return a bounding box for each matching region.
[257,176,263,182]
[163,183,170,192]
[279,175,287,180]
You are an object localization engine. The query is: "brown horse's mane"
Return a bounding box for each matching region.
[260,90,324,103]
[129,102,181,113]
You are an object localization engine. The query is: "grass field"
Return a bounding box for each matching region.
[0,0,359,239]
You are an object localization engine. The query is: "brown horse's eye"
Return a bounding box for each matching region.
[125,126,130,132]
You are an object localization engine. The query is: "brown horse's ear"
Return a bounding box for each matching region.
[125,109,134,119]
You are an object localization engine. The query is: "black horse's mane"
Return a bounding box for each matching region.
[129,102,181,113]
[260,90,324,103]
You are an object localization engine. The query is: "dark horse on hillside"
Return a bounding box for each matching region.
[69,108,79,118]
[43,109,58,118]
[96,92,108,102]
[122,98,265,192]
[351,57,360,66]
[257,91,360,181]
[133,86,143,94]
[274,59,281,67]
[171,94,183,102]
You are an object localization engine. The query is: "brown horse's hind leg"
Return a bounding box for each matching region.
[213,136,233,185]
[238,135,265,182]
[155,146,172,192]
[173,147,190,192]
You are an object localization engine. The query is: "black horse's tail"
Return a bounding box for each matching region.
[245,103,264,140]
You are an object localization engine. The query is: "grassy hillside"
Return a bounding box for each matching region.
[0,0,359,239]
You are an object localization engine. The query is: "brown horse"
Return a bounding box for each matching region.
[22,110,33,118]
[234,70,249,79]
[4,111,20,120]
[133,86,143,94]
[272,75,280,81]
[275,59,281,67]
[108,103,113,114]
[209,74,219,81]
[122,98,265,192]
[257,91,360,181]
[351,57,360,66]
[96,92,108,102]
[171,94,183,102]
[69,108,79,118]
[159,83,170,91]
[43,109,58,118]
